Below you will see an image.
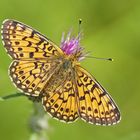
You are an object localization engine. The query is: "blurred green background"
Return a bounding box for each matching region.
[0,0,140,140]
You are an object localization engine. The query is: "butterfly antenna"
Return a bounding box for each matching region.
[74,19,82,58]
[78,18,82,36]
[86,56,113,61]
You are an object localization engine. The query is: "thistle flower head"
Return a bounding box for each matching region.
[60,30,85,61]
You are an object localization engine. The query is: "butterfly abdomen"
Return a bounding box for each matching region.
[42,59,72,94]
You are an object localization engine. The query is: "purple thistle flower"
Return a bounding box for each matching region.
[60,30,86,61]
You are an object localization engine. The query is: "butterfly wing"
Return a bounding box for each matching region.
[75,65,121,125]
[10,59,61,96]
[42,74,79,122]
[1,19,64,60]
[1,19,64,96]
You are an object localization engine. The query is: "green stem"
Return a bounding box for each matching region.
[0,92,25,101]
[29,102,49,140]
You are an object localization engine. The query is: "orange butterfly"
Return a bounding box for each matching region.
[1,19,121,125]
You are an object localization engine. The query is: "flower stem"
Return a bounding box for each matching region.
[29,102,49,140]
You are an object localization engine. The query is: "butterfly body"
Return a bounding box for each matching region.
[1,19,121,125]
[42,59,73,93]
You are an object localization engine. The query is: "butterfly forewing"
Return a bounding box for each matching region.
[1,19,64,60]
[75,65,120,125]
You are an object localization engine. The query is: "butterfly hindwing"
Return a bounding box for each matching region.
[75,65,120,125]
[9,59,61,96]
[1,19,64,60]
[42,76,79,122]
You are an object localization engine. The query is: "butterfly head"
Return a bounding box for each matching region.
[60,31,85,61]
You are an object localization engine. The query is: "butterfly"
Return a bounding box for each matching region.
[1,19,121,125]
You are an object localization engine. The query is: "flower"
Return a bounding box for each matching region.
[60,30,86,61]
